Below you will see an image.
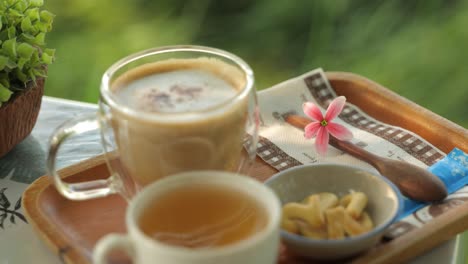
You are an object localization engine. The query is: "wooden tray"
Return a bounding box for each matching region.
[22,72,468,264]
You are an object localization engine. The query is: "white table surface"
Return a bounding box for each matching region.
[0,96,464,263]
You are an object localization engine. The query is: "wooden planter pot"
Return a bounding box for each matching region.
[0,79,44,158]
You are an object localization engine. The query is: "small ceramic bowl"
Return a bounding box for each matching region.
[265,163,402,260]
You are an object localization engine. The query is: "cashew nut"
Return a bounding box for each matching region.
[296,219,328,239]
[340,192,368,219]
[303,192,338,211]
[282,195,324,228]
[358,212,373,231]
[325,206,346,239]
[343,211,366,236]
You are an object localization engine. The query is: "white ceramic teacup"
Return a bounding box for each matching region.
[93,171,281,264]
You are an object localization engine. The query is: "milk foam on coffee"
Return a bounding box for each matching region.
[112,57,245,114]
[117,69,238,113]
[108,58,249,187]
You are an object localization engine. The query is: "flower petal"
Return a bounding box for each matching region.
[327,123,353,141]
[325,96,346,121]
[315,127,330,156]
[304,122,320,139]
[303,102,323,121]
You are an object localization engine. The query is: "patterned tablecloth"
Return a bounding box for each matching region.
[0,96,462,263]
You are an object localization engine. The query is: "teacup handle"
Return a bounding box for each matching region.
[93,234,135,264]
[47,114,119,200]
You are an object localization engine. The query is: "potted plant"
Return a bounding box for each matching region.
[0,0,55,157]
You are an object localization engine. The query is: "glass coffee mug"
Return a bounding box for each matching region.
[47,45,259,200]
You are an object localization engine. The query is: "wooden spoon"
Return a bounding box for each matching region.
[285,114,447,202]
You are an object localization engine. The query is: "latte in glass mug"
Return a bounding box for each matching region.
[109,58,248,187]
[48,46,258,201]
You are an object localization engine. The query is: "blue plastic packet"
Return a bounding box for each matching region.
[398,148,468,219]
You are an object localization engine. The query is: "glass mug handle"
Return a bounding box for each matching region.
[93,234,135,264]
[47,113,119,200]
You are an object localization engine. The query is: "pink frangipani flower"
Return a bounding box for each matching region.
[303,96,353,156]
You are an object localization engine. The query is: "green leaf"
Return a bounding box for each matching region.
[17,57,28,69]
[0,73,9,88]
[2,38,17,58]
[17,43,35,59]
[40,49,55,65]
[30,0,44,7]
[6,0,16,6]
[0,16,2,31]
[0,83,13,103]
[15,1,28,12]
[5,58,17,69]
[0,55,8,71]
[41,52,52,64]
[8,8,23,18]
[27,68,36,83]
[20,33,35,43]
[21,17,32,32]
[7,26,16,39]
[0,31,6,42]
[26,8,40,22]
[34,32,45,45]
[15,68,28,82]
[29,51,39,64]
[44,20,53,32]
[35,22,48,33]
[44,48,55,57]
[33,68,46,78]
[40,11,55,24]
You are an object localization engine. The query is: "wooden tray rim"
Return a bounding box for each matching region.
[23,154,108,264]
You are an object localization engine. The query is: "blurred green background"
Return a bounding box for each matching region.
[43,0,468,128]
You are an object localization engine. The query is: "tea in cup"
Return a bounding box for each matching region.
[93,171,281,264]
